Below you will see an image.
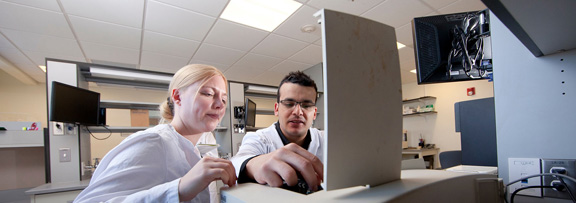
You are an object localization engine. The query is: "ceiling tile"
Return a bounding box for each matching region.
[363,0,433,28]
[140,51,189,73]
[307,0,385,16]
[204,20,268,52]
[152,0,228,17]
[81,42,140,65]
[142,31,200,58]
[1,28,82,57]
[1,0,61,12]
[145,0,216,41]
[60,0,144,28]
[188,59,231,72]
[234,53,283,72]
[314,38,322,46]
[69,16,141,50]
[24,50,86,66]
[0,48,45,82]
[438,0,486,14]
[288,44,321,65]
[251,34,309,59]
[274,5,322,43]
[222,66,259,84]
[0,34,16,49]
[269,60,313,74]
[192,43,245,66]
[0,1,73,38]
[396,24,414,47]
[420,0,458,10]
[251,70,286,86]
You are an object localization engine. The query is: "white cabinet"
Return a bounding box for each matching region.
[30,190,82,203]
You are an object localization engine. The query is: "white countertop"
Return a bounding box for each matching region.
[25,180,90,195]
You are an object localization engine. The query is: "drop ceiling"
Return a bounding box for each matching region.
[0,0,487,86]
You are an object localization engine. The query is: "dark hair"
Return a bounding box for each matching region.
[277,71,318,103]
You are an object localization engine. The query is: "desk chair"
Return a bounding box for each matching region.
[439,150,462,169]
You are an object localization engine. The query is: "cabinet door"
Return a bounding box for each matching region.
[32,190,82,203]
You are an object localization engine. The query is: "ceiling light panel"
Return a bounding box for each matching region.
[220,0,303,32]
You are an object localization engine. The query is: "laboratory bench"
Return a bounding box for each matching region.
[25,180,89,203]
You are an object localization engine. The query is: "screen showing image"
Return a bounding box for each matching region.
[50,81,101,126]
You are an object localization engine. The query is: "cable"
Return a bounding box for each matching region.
[510,185,555,203]
[506,173,576,203]
[559,177,576,202]
[446,10,491,80]
[85,125,112,140]
[507,173,576,186]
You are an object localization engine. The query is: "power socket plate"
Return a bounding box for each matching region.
[508,158,542,197]
[541,159,576,199]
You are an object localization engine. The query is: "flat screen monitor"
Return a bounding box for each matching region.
[244,98,256,128]
[412,10,492,84]
[50,81,101,126]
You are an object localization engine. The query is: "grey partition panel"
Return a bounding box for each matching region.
[491,12,576,185]
[318,9,402,191]
[455,97,497,167]
[46,60,82,183]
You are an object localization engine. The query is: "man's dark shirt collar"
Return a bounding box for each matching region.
[274,122,311,150]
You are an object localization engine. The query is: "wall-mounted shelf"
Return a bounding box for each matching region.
[403,96,437,117]
[403,111,437,117]
[215,126,228,131]
[402,96,436,104]
[100,100,160,110]
[0,130,44,148]
[86,126,147,133]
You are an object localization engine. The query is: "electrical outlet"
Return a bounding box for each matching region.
[64,123,76,135]
[508,158,542,197]
[53,122,64,135]
[59,148,71,162]
[541,159,576,200]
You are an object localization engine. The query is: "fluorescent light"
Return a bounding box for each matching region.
[90,67,172,83]
[245,85,278,95]
[220,0,302,32]
[397,42,406,49]
[410,69,417,74]
[38,65,46,72]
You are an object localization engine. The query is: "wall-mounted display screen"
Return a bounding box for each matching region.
[245,98,256,128]
[50,81,101,126]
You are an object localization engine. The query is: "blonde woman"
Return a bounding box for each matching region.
[75,64,236,202]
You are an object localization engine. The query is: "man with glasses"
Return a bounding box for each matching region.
[231,71,324,193]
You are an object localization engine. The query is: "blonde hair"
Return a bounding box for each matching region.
[159,64,227,123]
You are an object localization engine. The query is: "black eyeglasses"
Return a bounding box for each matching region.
[279,100,316,111]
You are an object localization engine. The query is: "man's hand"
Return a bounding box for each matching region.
[245,143,323,191]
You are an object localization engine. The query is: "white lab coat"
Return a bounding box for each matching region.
[195,132,220,203]
[230,123,324,177]
[74,124,209,203]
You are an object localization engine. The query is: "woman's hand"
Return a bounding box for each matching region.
[178,156,237,201]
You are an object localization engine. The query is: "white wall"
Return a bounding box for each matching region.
[401,79,494,152]
[0,70,46,190]
[0,69,47,125]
